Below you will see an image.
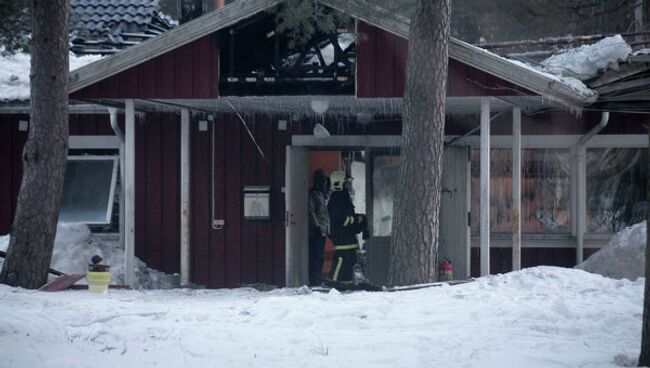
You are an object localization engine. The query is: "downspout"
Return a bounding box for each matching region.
[575,111,609,264]
[109,108,126,252]
[578,111,610,146]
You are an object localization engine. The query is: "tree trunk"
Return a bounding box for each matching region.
[388,0,451,286]
[640,126,650,366]
[0,0,69,289]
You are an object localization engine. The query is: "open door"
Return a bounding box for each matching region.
[439,146,471,280]
[285,146,309,287]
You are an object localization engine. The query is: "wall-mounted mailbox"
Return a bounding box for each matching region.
[243,186,271,220]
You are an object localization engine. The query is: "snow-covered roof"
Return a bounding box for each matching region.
[539,35,632,81]
[0,51,101,102]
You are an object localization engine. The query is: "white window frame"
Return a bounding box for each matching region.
[61,155,119,226]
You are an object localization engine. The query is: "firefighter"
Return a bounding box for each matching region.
[308,169,330,286]
[327,170,367,283]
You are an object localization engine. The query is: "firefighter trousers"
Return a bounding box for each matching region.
[328,246,358,282]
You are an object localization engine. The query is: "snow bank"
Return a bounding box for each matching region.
[576,221,645,281]
[0,223,178,289]
[541,35,632,80]
[0,51,101,101]
[0,266,642,367]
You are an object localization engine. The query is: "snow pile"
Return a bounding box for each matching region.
[541,35,632,80]
[577,222,645,281]
[0,223,178,289]
[0,266,642,367]
[508,58,597,100]
[0,51,101,101]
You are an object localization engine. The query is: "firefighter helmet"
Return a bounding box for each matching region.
[330,170,350,191]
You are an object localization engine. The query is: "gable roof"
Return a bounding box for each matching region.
[69,0,596,108]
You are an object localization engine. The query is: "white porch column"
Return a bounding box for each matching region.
[180,108,191,286]
[512,107,522,271]
[576,146,587,264]
[480,98,490,276]
[124,99,136,287]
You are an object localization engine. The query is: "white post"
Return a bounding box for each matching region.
[124,99,136,288]
[180,109,191,286]
[108,109,125,252]
[576,146,587,264]
[570,147,578,237]
[512,107,522,271]
[480,98,490,276]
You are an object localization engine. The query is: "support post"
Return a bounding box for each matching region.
[108,108,125,252]
[124,99,136,287]
[480,98,490,276]
[180,108,191,286]
[512,107,522,271]
[576,146,587,264]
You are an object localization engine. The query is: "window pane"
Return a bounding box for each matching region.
[372,155,399,237]
[470,149,512,233]
[59,158,117,224]
[587,148,647,233]
[522,149,570,233]
[471,148,570,234]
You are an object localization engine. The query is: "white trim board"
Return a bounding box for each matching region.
[292,134,648,148]
[69,135,120,149]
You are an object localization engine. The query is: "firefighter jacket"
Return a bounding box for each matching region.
[328,189,363,248]
[308,187,330,237]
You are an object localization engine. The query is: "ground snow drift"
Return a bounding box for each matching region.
[0,266,643,367]
[0,223,178,289]
[577,222,645,281]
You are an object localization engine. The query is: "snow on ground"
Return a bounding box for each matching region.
[0,266,643,368]
[541,35,632,80]
[0,51,101,101]
[0,223,178,289]
[577,222,645,281]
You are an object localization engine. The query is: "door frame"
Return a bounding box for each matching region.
[287,135,472,285]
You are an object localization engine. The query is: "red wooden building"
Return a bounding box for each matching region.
[1,0,647,288]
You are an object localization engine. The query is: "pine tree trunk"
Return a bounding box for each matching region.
[388,0,451,286]
[0,0,69,289]
[640,126,650,366]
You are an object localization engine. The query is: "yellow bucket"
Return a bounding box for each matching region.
[86,271,112,293]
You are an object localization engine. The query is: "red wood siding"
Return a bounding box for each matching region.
[134,113,181,274]
[356,21,532,98]
[0,114,113,235]
[0,116,28,235]
[190,113,290,288]
[71,35,219,99]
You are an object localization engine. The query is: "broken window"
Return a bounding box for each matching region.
[59,156,118,225]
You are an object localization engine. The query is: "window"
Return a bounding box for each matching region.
[59,156,118,225]
[587,148,647,233]
[471,149,570,234]
[372,155,399,237]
